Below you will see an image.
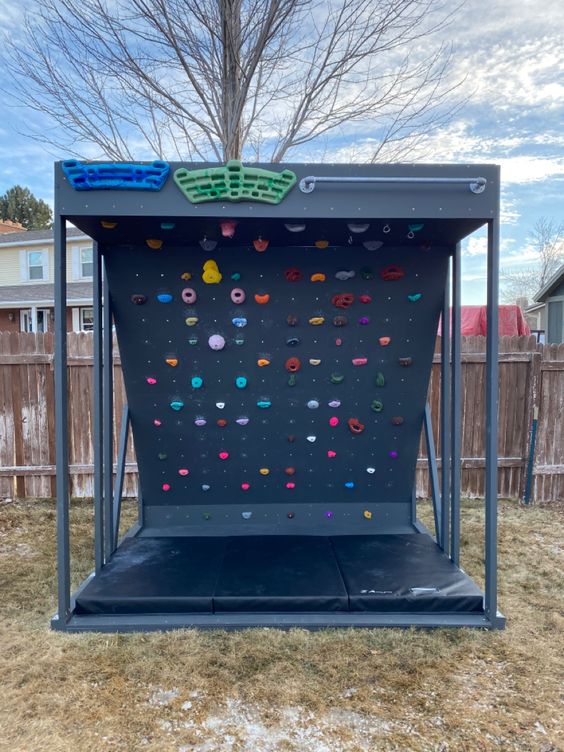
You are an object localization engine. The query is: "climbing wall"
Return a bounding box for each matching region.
[105,240,450,534]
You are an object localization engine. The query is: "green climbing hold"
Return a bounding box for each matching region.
[231,272,241,281]
[360,267,374,280]
[160,222,175,230]
[288,374,297,387]
[234,336,245,346]
[173,160,297,204]
[408,293,422,302]
[158,452,168,460]
[375,372,386,387]
[330,373,345,384]
[188,335,198,345]
[203,512,212,520]
[371,399,384,412]
[408,223,424,232]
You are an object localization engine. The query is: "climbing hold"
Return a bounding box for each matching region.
[230,288,246,304]
[408,293,422,302]
[162,483,171,491]
[335,270,355,281]
[194,418,207,426]
[310,273,326,282]
[309,316,325,325]
[333,316,348,327]
[101,220,117,229]
[217,419,227,427]
[359,295,372,304]
[191,376,203,388]
[366,467,376,474]
[220,220,237,238]
[208,334,226,351]
[253,237,269,252]
[327,450,337,458]
[178,468,189,476]
[408,223,424,232]
[345,481,355,489]
[360,267,374,280]
[242,510,252,518]
[157,293,173,303]
[234,336,245,346]
[399,357,413,367]
[254,293,270,304]
[371,400,384,413]
[153,419,162,427]
[188,335,198,345]
[379,336,391,346]
[181,288,197,305]
[199,238,218,252]
[285,357,301,373]
[181,272,192,280]
[165,358,178,367]
[287,511,295,518]
[358,317,370,325]
[325,511,334,519]
[391,416,404,425]
[285,467,296,476]
[287,435,296,442]
[286,314,299,326]
[284,268,302,282]
[219,451,229,460]
[131,294,146,305]
[235,376,248,389]
[383,224,391,233]
[202,487,211,494]
[170,401,184,411]
[232,317,247,327]
[158,452,167,460]
[347,417,365,434]
[363,240,383,251]
[286,337,300,347]
[257,400,272,408]
[231,272,241,281]
[257,358,270,367]
[146,238,163,250]
[348,222,370,233]
[286,482,296,489]
[363,510,373,520]
[236,417,249,426]
[185,316,199,326]
[259,468,270,476]
[352,358,368,366]
[307,400,319,409]
[203,258,219,270]
[315,240,329,249]
[389,450,398,459]
[380,265,405,281]
[335,338,343,346]
[329,416,339,427]
[309,358,321,366]
[375,372,386,387]
[330,373,345,384]
[146,377,157,385]
[285,223,306,232]
[161,222,175,230]
[241,483,251,491]
[63,159,170,190]
[328,400,341,408]
[332,293,354,309]
[288,374,297,386]
[216,402,225,409]
[306,436,316,443]
[202,267,222,284]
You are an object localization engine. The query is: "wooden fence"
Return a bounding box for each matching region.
[0,332,562,502]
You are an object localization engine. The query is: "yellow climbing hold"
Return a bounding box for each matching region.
[165,358,178,367]
[202,259,222,284]
[101,220,117,229]
[259,468,270,476]
[363,510,373,520]
[181,272,192,280]
[315,240,329,249]
[309,316,325,326]
[185,316,199,326]
[146,238,163,249]
[310,273,326,282]
[203,259,219,270]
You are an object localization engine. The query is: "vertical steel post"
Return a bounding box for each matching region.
[485,218,500,621]
[54,213,70,624]
[440,263,451,553]
[450,243,462,565]
[424,402,442,541]
[92,242,104,572]
[102,256,114,560]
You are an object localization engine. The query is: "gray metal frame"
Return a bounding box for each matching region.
[51,162,505,632]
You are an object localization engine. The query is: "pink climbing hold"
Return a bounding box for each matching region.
[153,419,162,426]
[178,468,189,476]
[219,451,229,460]
[329,417,339,427]
[327,450,337,458]
[286,482,296,489]
[146,377,157,385]
[352,357,368,366]
[335,338,343,346]
[162,483,171,492]
[241,482,250,490]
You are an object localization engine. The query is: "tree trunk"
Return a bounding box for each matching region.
[221,0,243,161]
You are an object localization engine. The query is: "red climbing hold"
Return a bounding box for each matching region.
[332,293,355,309]
[253,238,269,252]
[359,294,372,304]
[347,417,365,434]
[380,265,405,281]
[285,467,296,476]
[285,357,301,373]
[217,419,227,427]
[284,267,302,282]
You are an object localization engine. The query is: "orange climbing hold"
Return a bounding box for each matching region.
[310,273,326,282]
[285,357,301,372]
[257,358,270,367]
[146,238,163,249]
[165,358,178,367]
[315,240,329,249]
[254,293,270,304]
[100,220,117,229]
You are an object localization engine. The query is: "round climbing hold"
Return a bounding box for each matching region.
[375,372,386,387]
[219,451,229,460]
[330,373,345,384]
[287,511,295,518]
[379,336,391,346]
[286,314,299,326]
[181,272,192,280]
[178,468,189,476]
[310,273,326,282]
[284,268,302,282]
[101,220,117,229]
[329,416,339,427]
[158,452,167,460]
[286,337,300,347]
[253,238,269,252]
[285,357,301,373]
[371,400,384,413]
[333,316,348,327]
[194,418,207,426]
[335,338,343,346]
[366,467,376,474]
[165,358,178,367]
[241,483,251,491]
[359,295,372,304]
[236,417,249,425]
[146,377,157,385]
[408,293,422,302]
[358,317,370,325]
[185,316,199,326]
[181,288,197,305]
[170,401,184,411]
[231,272,241,281]
[327,450,337,458]
[191,376,203,389]
[309,316,325,325]
[257,400,272,408]
[153,419,162,427]
[315,240,329,249]
[345,481,355,489]
[360,267,374,280]
[235,376,248,389]
[157,293,173,303]
[352,358,368,366]
[188,335,198,345]
[347,417,365,434]
[335,270,355,281]
[332,293,354,309]
[391,416,404,425]
[380,265,405,281]
[208,334,226,351]
[363,510,373,520]
[286,482,296,489]
[257,358,270,367]
[399,357,413,367]
[309,358,321,366]
[162,483,171,491]
[232,317,247,328]
[254,293,270,304]
[146,238,163,250]
[328,400,341,408]
[306,435,316,443]
[363,240,383,251]
[325,511,334,519]
[307,400,319,409]
[389,450,398,459]
[217,419,227,427]
[259,468,270,476]
[230,288,246,304]
[161,222,175,230]
[131,294,146,305]
[288,374,297,386]
[285,467,296,476]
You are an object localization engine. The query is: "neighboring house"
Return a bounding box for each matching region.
[0,222,94,332]
[532,263,564,344]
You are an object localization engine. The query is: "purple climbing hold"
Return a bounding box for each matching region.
[389,450,398,459]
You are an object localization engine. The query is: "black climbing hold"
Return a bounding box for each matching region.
[333,315,348,327]
[286,337,300,347]
[131,294,147,305]
[286,314,299,326]
[360,267,374,280]
[399,357,413,367]
[371,400,384,413]
[391,416,404,425]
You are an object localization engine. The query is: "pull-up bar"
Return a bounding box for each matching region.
[299,175,488,194]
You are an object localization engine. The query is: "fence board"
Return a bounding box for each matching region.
[0,333,562,502]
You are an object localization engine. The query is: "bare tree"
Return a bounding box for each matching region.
[3,0,464,163]
[502,218,564,304]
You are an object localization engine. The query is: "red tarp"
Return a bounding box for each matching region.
[438,305,531,336]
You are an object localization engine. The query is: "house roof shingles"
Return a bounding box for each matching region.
[0,282,92,307]
[0,227,87,245]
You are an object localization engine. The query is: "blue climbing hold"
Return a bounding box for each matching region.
[231,272,241,281]
[232,317,248,328]
[62,160,170,191]
[160,221,175,229]
[236,376,248,389]
[170,400,184,411]
[408,223,424,232]
[191,376,203,389]
[157,293,173,303]
[345,481,355,489]
[408,293,422,302]
[257,400,271,409]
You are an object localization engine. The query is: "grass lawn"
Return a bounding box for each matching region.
[0,498,562,752]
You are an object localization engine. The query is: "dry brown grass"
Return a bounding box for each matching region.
[0,498,562,752]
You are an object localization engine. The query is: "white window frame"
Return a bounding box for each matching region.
[80,307,94,331]
[20,307,51,332]
[20,248,49,282]
[72,245,94,280]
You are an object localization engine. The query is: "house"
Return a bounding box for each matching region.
[0,222,94,332]
[532,263,564,344]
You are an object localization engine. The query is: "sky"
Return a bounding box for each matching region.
[0,0,562,305]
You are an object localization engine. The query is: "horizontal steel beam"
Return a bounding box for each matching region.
[299,175,487,194]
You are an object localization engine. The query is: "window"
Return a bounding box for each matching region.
[20,308,50,332]
[28,251,45,280]
[80,246,93,278]
[80,307,94,331]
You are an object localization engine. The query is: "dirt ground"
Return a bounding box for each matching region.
[0,498,562,752]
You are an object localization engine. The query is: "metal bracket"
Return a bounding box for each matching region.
[299,175,487,194]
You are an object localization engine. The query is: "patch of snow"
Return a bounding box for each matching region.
[148,688,179,706]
